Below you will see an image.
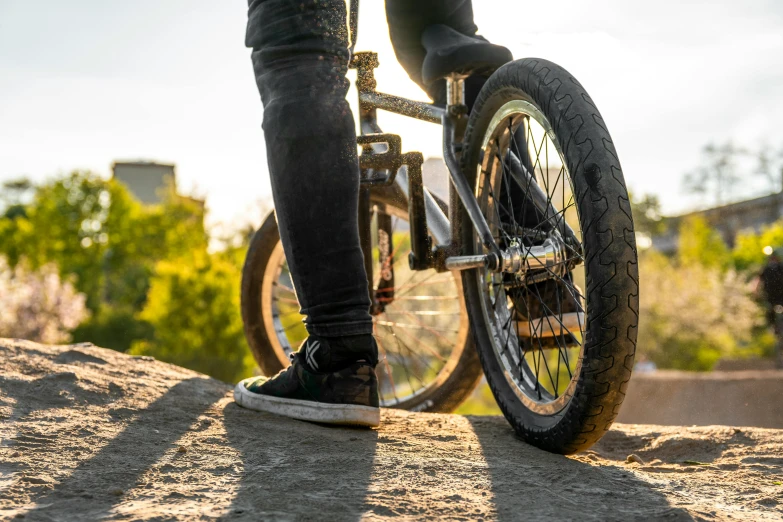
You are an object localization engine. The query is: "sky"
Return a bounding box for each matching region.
[1,0,782,231]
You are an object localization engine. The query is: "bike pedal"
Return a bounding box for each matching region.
[358,133,403,172]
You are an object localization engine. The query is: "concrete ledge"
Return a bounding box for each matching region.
[617,370,783,428]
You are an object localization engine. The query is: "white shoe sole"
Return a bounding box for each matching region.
[234,379,380,428]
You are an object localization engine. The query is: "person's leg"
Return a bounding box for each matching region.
[246,0,372,340]
[237,0,379,426]
[385,0,485,106]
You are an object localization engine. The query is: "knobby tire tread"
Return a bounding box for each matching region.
[461,58,639,454]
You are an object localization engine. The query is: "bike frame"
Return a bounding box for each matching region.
[348,0,573,311]
[351,51,469,255]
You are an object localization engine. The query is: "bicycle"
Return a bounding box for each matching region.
[241,0,639,454]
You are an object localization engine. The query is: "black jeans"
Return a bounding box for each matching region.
[245,0,477,337]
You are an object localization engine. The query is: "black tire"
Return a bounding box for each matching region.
[241,189,483,413]
[241,211,290,377]
[460,58,639,453]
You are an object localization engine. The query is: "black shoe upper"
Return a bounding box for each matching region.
[241,335,380,408]
[300,334,378,373]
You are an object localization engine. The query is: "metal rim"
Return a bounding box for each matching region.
[260,199,470,408]
[474,98,586,415]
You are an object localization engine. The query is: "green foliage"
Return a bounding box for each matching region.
[71,306,154,353]
[632,214,781,370]
[733,220,783,272]
[677,216,731,271]
[0,169,252,383]
[129,251,254,383]
[0,171,210,351]
[454,380,501,416]
[638,250,763,370]
[0,171,208,310]
[629,192,665,236]
[0,171,116,309]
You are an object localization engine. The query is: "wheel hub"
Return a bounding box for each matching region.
[501,235,568,277]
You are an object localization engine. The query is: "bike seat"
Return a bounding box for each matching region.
[421,24,513,86]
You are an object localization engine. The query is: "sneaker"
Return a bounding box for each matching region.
[234,335,380,427]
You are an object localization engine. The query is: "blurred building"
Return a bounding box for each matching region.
[112,161,176,205]
[652,192,783,253]
[111,161,204,210]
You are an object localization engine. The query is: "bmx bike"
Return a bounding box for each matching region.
[242,0,639,454]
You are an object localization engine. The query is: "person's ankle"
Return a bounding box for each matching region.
[299,334,377,373]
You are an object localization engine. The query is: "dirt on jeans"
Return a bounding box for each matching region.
[1,338,782,521]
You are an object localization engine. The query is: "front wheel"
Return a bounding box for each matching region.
[461,58,639,454]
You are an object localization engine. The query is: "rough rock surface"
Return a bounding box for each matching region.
[1,339,782,521]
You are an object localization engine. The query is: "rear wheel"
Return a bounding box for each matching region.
[241,190,482,412]
[460,59,639,453]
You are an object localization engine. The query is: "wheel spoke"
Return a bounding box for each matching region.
[272,296,300,306]
[383,324,433,389]
[475,100,586,411]
[383,310,460,316]
[265,198,468,408]
[379,295,459,302]
[386,322,448,363]
[273,280,296,295]
[374,326,399,403]
[374,274,453,294]
[374,320,459,334]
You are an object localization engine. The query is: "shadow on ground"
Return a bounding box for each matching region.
[467,417,691,521]
[14,378,226,520]
[222,402,378,520]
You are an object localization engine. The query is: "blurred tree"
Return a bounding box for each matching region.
[0,177,35,219]
[755,144,783,194]
[629,192,665,236]
[733,220,783,272]
[0,171,117,309]
[677,215,731,270]
[129,251,254,383]
[683,142,745,206]
[0,170,208,352]
[0,170,256,382]
[71,307,154,353]
[638,250,762,370]
[0,256,88,344]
